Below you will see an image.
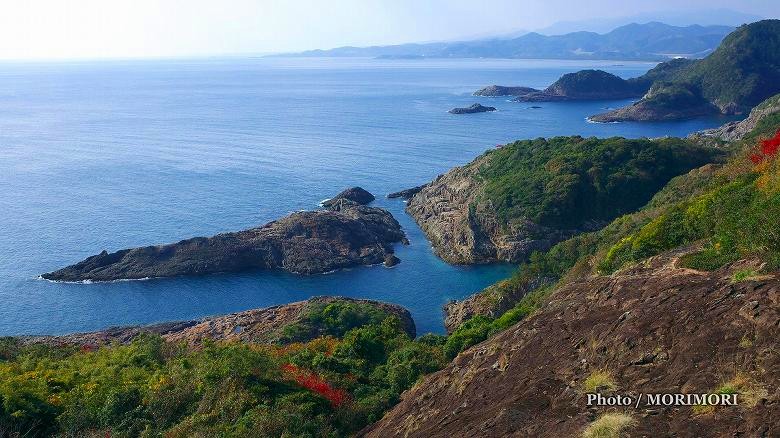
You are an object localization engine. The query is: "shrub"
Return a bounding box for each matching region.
[583,412,636,438]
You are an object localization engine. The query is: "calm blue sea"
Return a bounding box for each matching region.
[0,57,737,335]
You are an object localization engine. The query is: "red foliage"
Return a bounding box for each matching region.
[282,363,348,407]
[752,130,780,165]
[760,130,780,157]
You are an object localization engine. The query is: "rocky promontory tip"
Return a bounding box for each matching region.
[321,186,375,208]
[43,189,406,281]
[387,184,427,200]
[448,103,496,114]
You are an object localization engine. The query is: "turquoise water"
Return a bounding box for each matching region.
[0,57,737,335]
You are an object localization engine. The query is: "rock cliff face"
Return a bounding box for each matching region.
[22,296,416,347]
[363,248,780,437]
[42,191,407,281]
[404,154,573,264]
[696,93,780,141]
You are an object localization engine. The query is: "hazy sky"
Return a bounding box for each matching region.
[0,0,775,60]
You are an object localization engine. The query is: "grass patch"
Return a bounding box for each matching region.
[692,404,715,416]
[583,412,636,438]
[717,373,767,408]
[731,269,759,283]
[583,370,617,393]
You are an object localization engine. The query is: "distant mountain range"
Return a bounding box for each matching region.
[280,22,734,61]
[534,8,761,35]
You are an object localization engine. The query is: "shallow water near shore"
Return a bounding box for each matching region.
[0,57,738,335]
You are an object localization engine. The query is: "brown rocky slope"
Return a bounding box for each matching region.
[363,248,779,437]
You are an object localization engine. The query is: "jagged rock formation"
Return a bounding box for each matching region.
[448,103,496,114]
[42,190,407,281]
[473,85,538,97]
[363,248,780,437]
[21,296,416,347]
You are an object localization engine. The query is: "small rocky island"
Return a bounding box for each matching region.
[448,103,496,114]
[473,85,539,97]
[42,187,407,282]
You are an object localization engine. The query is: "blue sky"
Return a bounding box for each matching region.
[0,0,775,60]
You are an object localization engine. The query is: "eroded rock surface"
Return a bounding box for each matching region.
[363,249,780,437]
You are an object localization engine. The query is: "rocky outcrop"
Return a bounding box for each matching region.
[514,70,644,102]
[387,185,427,200]
[42,190,407,281]
[363,248,780,437]
[695,93,780,141]
[443,275,555,333]
[473,85,538,97]
[404,154,572,264]
[21,296,416,347]
[448,103,496,114]
[321,186,375,208]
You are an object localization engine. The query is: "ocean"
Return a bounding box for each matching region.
[0,57,737,335]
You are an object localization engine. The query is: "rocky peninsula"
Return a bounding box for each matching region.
[20,296,416,347]
[42,188,407,281]
[400,136,718,265]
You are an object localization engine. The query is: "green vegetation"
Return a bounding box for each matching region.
[676,20,780,110]
[583,412,636,438]
[480,135,720,229]
[599,171,780,273]
[640,82,715,112]
[447,94,780,356]
[731,269,759,283]
[444,283,553,359]
[546,70,638,97]
[280,301,393,342]
[0,315,446,437]
[5,94,780,437]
